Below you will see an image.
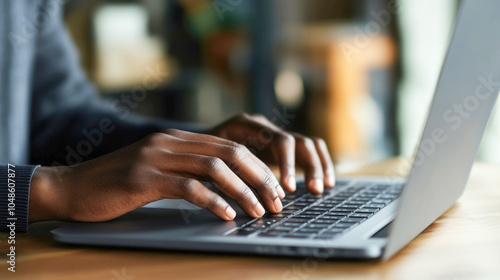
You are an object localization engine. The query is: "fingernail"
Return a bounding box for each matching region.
[287,176,296,191]
[254,203,265,217]
[273,197,282,212]
[326,175,335,188]
[225,206,236,220]
[276,185,286,199]
[310,178,324,193]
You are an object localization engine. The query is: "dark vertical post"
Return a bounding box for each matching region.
[248,0,279,116]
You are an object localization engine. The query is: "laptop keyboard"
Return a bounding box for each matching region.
[226,181,403,240]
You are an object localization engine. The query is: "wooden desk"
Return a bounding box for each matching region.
[2,158,500,280]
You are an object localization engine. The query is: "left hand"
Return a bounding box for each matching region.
[207,113,335,194]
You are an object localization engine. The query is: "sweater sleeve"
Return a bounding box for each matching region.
[0,165,39,232]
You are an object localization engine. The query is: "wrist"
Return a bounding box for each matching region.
[29,166,69,222]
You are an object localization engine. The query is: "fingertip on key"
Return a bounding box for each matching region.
[225,206,236,220]
[254,203,265,217]
[286,176,296,192]
[326,175,335,188]
[273,196,283,212]
[277,185,286,199]
[309,178,324,194]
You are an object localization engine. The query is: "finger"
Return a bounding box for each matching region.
[160,175,236,220]
[313,137,335,188]
[219,118,297,193]
[271,132,296,192]
[154,151,268,217]
[246,117,297,192]
[293,134,324,194]
[164,129,283,197]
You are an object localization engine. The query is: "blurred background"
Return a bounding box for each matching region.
[61,0,500,172]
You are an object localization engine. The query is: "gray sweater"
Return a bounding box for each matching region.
[0,0,198,231]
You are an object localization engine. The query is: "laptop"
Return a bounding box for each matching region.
[51,0,500,260]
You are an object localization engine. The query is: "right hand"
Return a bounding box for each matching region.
[29,129,285,223]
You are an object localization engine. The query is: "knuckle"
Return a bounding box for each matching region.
[262,175,276,188]
[203,157,225,172]
[145,132,167,146]
[312,137,326,147]
[238,113,250,120]
[227,144,247,161]
[136,146,152,162]
[311,136,322,144]
[252,113,267,120]
[238,186,252,200]
[278,133,295,145]
[261,164,274,175]
[299,137,315,149]
[163,128,181,136]
[206,193,222,210]
[128,161,146,180]
[181,179,198,197]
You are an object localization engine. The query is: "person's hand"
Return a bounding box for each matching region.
[207,113,335,194]
[29,129,286,223]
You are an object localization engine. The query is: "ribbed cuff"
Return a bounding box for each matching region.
[0,165,39,232]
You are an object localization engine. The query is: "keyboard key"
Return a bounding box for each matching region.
[314,219,335,224]
[294,202,310,207]
[283,222,304,227]
[372,199,392,204]
[286,218,311,223]
[266,213,288,218]
[351,213,373,218]
[321,215,343,220]
[337,204,358,209]
[358,193,377,198]
[319,203,342,208]
[324,227,345,233]
[334,208,357,212]
[332,222,356,228]
[309,207,332,211]
[297,228,321,234]
[323,199,344,203]
[283,206,301,211]
[294,214,317,219]
[342,217,365,223]
[274,226,295,231]
[251,225,269,229]
[301,211,325,215]
[259,218,279,225]
[329,211,352,216]
[258,230,288,237]
[304,223,330,229]
[357,208,377,213]
[366,203,386,208]
[314,234,341,240]
[351,199,372,204]
[282,234,311,239]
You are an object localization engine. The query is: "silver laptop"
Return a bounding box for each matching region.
[51,0,500,260]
